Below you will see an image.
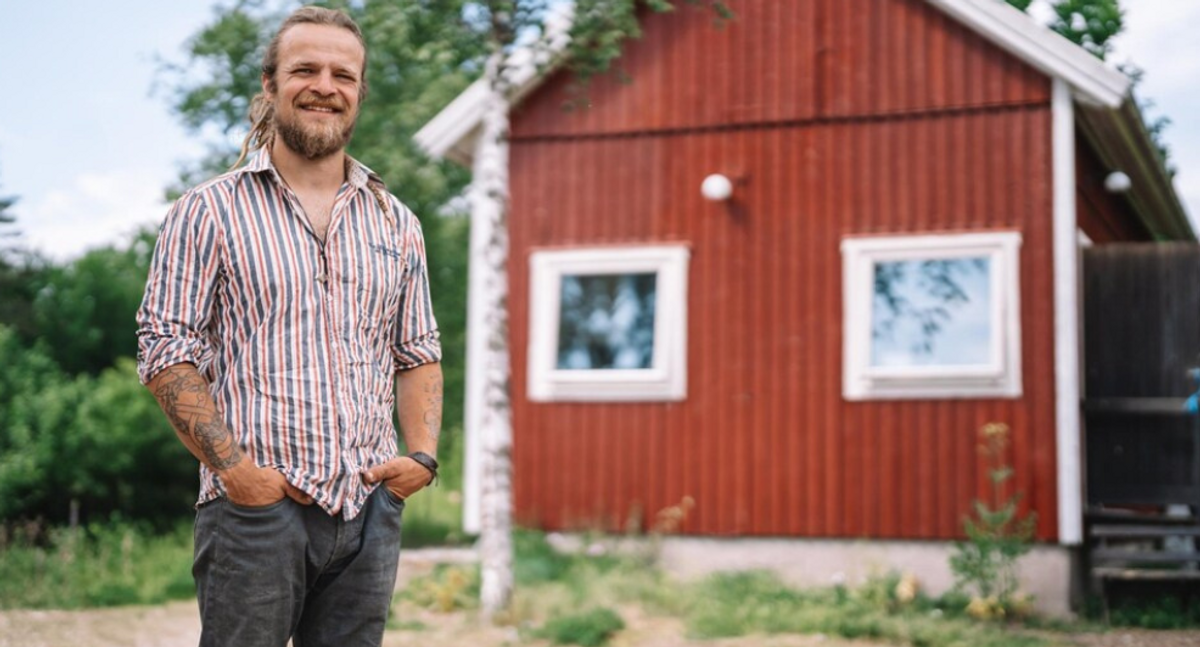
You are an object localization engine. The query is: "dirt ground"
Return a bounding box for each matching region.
[5,600,1200,647]
[2,549,1198,647]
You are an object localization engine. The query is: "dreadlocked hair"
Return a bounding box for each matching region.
[229,6,369,170]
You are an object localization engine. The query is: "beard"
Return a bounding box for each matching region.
[273,96,357,160]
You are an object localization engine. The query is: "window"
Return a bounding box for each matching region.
[527,245,689,402]
[841,232,1022,400]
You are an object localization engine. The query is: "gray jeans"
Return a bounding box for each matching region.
[193,486,405,647]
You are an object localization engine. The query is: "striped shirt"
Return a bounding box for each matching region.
[136,151,441,519]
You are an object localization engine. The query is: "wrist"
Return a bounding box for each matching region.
[406,451,439,486]
[215,454,252,479]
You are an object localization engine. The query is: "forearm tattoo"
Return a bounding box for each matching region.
[152,365,242,470]
[422,371,444,443]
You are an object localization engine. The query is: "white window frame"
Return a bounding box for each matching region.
[527,245,689,402]
[841,231,1023,400]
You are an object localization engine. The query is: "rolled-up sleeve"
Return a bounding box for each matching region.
[391,207,442,371]
[136,192,222,384]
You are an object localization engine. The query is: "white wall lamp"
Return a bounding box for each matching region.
[1104,171,1132,193]
[701,173,734,202]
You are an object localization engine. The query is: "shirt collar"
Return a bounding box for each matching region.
[245,148,379,191]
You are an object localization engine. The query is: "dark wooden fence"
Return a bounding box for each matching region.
[1081,242,1200,588]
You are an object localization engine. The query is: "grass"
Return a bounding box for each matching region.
[0,478,469,610]
[400,532,1083,647]
[6,517,1199,647]
[0,521,194,609]
[401,481,470,548]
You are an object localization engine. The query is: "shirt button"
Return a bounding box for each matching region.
[316,272,328,282]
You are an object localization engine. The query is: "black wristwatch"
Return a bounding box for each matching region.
[407,451,439,486]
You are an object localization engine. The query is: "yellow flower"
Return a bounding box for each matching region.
[894,573,919,604]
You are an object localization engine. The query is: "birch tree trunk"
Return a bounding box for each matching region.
[474,49,515,619]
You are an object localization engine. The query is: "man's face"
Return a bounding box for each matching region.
[265,23,365,160]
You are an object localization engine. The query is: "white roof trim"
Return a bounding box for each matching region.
[416,0,1132,164]
[926,0,1129,108]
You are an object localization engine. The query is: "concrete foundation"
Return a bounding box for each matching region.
[654,536,1079,617]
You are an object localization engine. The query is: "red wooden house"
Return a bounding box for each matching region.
[417,0,1193,613]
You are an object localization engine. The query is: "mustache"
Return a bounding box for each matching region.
[296,94,348,112]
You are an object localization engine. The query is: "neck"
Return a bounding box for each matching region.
[269,140,347,191]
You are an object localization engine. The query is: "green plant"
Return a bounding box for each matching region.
[536,607,625,646]
[403,564,480,612]
[0,520,194,609]
[949,422,1037,620]
[1107,595,1200,629]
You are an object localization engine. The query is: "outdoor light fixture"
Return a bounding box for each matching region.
[701,173,734,201]
[1104,171,1132,193]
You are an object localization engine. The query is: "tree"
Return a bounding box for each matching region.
[0,327,195,528]
[0,176,53,345]
[32,229,158,376]
[1047,0,1123,60]
[464,0,731,617]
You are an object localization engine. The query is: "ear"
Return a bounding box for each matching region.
[261,73,275,99]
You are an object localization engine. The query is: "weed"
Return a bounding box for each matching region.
[403,564,480,612]
[536,607,625,646]
[949,422,1036,620]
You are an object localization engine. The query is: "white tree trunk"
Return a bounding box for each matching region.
[475,50,514,619]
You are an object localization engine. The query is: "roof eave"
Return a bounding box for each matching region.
[1076,99,1196,241]
[925,0,1129,107]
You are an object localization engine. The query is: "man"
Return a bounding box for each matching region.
[136,7,443,646]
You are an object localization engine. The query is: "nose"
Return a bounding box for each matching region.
[311,70,336,95]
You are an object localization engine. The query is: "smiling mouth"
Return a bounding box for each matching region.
[300,105,343,114]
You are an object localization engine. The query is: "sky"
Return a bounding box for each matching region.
[2,1,1199,262]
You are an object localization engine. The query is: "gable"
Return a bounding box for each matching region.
[511,0,1055,139]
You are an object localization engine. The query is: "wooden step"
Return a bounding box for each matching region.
[1093,566,1200,581]
[1090,524,1200,538]
[1085,507,1199,525]
[1092,549,1200,564]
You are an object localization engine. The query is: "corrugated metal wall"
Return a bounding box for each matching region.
[506,0,1063,540]
[1076,138,1151,243]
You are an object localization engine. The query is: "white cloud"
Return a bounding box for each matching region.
[15,170,173,261]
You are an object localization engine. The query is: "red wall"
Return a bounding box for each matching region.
[1075,136,1152,243]
[506,0,1064,540]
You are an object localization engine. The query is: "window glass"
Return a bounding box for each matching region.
[870,257,991,367]
[556,273,657,370]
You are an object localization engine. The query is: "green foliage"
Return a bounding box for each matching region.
[1004,0,1034,11]
[0,332,196,527]
[32,229,157,375]
[488,534,1054,647]
[536,607,625,646]
[1107,596,1200,629]
[513,530,622,587]
[0,521,194,609]
[949,423,1036,620]
[648,570,1050,646]
[1049,0,1123,60]
[0,179,18,254]
[399,474,470,548]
